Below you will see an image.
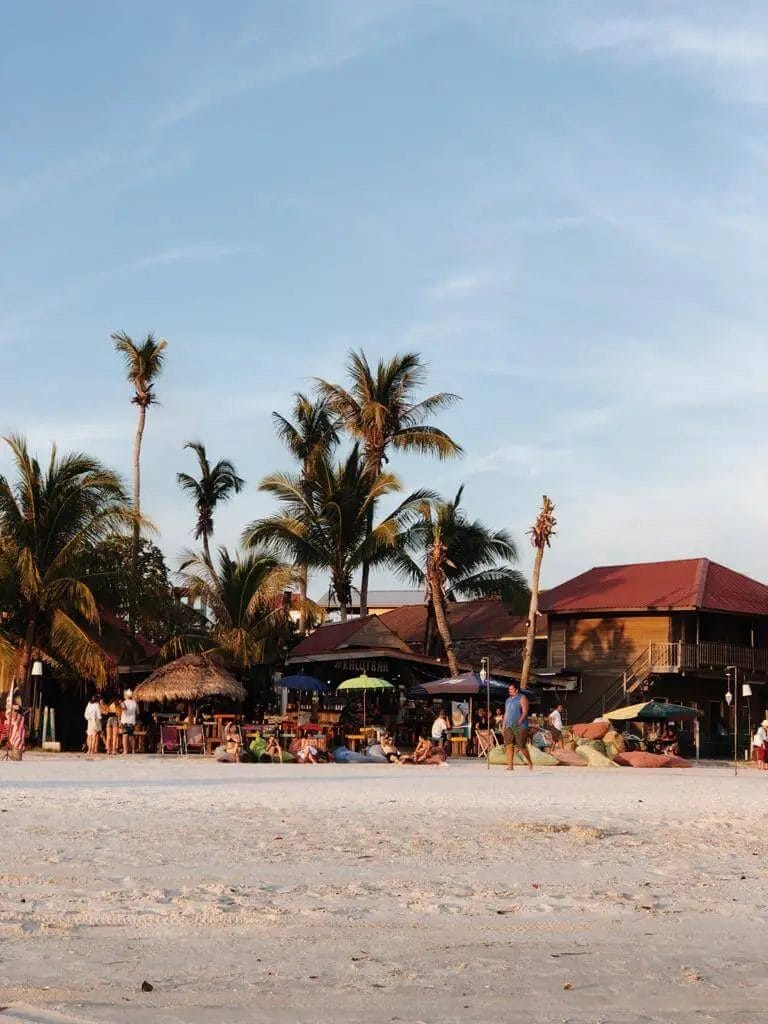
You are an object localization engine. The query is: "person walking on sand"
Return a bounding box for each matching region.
[503,682,532,771]
[120,689,138,755]
[752,719,768,770]
[547,704,565,750]
[84,694,102,755]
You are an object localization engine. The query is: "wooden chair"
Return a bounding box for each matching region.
[475,727,499,758]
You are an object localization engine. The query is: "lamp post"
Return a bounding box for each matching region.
[725,665,737,776]
[31,661,43,745]
[480,656,490,771]
[742,683,753,764]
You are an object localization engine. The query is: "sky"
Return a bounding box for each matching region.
[2,0,768,595]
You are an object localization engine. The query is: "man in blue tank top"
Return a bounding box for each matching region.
[503,682,533,771]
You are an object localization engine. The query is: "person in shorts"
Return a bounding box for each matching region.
[547,704,564,750]
[120,689,138,755]
[503,682,532,771]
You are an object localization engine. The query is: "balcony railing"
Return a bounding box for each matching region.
[649,641,768,674]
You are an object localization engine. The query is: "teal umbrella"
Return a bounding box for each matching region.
[337,674,393,727]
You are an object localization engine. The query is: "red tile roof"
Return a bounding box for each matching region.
[381,600,547,643]
[541,559,768,616]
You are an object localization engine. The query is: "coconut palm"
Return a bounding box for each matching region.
[520,495,556,688]
[390,486,528,676]
[164,548,294,671]
[176,441,244,565]
[0,435,136,696]
[112,330,167,627]
[316,350,462,616]
[271,394,339,630]
[244,445,426,622]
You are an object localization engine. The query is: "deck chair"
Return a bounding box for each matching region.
[185,724,205,755]
[474,727,500,758]
[160,724,182,756]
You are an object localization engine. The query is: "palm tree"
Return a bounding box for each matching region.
[0,435,136,698]
[271,394,339,630]
[316,350,462,616]
[244,445,425,623]
[176,441,244,565]
[112,330,167,627]
[520,495,556,688]
[165,548,294,672]
[390,486,528,677]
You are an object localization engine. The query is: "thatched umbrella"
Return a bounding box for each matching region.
[134,654,246,704]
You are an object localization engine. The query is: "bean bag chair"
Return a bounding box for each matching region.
[576,738,607,756]
[552,748,587,766]
[487,745,558,766]
[332,746,377,763]
[614,751,692,768]
[576,744,620,768]
[572,721,610,741]
[364,743,390,764]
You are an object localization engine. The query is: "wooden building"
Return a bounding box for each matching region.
[541,558,768,749]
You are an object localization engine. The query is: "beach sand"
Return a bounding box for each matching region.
[0,756,766,1023]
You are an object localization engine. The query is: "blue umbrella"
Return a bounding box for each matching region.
[276,674,327,693]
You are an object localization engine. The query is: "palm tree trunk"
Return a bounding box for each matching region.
[202,532,212,566]
[298,563,308,633]
[430,575,459,677]
[130,405,146,633]
[20,613,37,706]
[520,543,544,687]
[359,505,374,617]
[338,602,348,623]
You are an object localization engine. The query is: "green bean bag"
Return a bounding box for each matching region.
[576,744,620,768]
[488,745,559,766]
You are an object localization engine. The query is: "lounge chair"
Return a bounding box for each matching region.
[475,727,499,758]
[160,724,182,756]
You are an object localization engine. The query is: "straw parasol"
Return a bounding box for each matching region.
[134,654,246,704]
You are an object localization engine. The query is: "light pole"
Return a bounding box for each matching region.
[725,665,737,776]
[480,656,490,770]
[31,661,43,746]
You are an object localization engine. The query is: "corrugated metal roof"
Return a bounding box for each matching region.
[381,600,547,643]
[541,558,768,616]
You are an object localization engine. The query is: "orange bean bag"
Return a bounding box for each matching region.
[552,749,587,766]
[571,721,610,741]
[614,751,692,768]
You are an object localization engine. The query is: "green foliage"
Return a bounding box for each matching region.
[177,441,244,555]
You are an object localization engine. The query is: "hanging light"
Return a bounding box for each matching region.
[724,689,733,707]
[742,683,753,697]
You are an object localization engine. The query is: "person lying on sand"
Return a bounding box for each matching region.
[401,737,447,765]
[295,737,318,764]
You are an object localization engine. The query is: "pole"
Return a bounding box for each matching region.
[694,717,700,764]
[734,669,738,777]
[481,657,491,771]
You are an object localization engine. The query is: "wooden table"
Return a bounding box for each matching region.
[449,735,468,758]
[346,733,365,752]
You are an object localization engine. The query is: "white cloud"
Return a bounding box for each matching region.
[129,244,254,270]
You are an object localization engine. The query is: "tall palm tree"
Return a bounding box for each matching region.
[112,330,167,628]
[165,548,294,672]
[176,441,244,565]
[316,350,462,616]
[520,495,556,688]
[390,486,528,676]
[244,445,425,622]
[271,394,339,630]
[0,435,136,697]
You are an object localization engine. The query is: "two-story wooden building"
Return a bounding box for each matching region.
[540,558,768,742]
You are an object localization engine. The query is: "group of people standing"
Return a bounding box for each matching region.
[84,690,138,755]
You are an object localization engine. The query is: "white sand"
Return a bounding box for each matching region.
[0,756,766,1024]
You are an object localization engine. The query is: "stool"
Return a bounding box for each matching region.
[134,729,147,754]
[449,736,468,758]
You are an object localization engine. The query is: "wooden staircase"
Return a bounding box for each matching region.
[579,646,654,722]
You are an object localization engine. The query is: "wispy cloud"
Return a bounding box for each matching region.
[128,244,254,270]
[153,1,431,127]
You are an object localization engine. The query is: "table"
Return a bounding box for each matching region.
[449,735,468,758]
[346,733,365,752]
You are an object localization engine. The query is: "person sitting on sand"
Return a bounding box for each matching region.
[296,737,318,764]
[402,737,447,765]
[379,732,406,763]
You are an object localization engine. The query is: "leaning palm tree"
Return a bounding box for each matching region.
[316,351,462,616]
[271,394,339,630]
[176,441,244,565]
[0,435,136,697]
[520,495,556,688]
[164,548,294,672]
[244,445,425,622]
[112,330,167,627]
[390,487,528,676]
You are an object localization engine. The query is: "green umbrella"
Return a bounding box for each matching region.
[337,674,393,727]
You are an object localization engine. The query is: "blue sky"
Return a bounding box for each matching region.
[3,1,768,593]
